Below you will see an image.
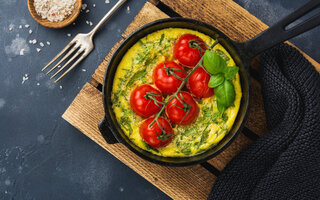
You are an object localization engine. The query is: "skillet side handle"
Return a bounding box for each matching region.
[242,0,320,57]
[98,117,119,144]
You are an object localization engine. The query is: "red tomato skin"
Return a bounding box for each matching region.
[174,34,207,67]
[166,91,199,125]
[153,61,186,95]
[130,84,163,118]
[139,117,173,148]
[187,67,214,99]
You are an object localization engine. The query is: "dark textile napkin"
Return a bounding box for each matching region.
[208,43,320,200]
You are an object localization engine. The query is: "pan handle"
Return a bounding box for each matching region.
[239,0,320,58]
[98,117,119,144]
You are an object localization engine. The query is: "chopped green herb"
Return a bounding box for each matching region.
[182,127,197,137]
[159,33,165,45]
[120,116,133,136]
[144,142,159,153]
[126,70,147,87]
[181,143,192,155]
[214,49,230,64]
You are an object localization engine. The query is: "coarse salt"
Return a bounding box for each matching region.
[22,74,29,84]
[20,49,25,56]
[105,0,110,4]
[19,25,22,29]
[82,4,87,10]
[25,24,30,28]
[36,48,41,52]
[46,41,51,45]
[34,0,76,22]
[40,42,44,47]
[93,4,96,7]
[67,33,71,37]
[29,29,33,34]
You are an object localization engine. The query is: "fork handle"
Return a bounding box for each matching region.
[88,0,128,37]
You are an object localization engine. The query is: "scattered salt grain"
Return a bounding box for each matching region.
[25,24,30,28]
[82,4,87,10]
[36,48,41,52]
[19,25,22,29]
[82,69,86,72]
[46,41,51,45]
[59,85,63,89]
[22,74,29,84]
[20,48,25,56]
[86,20,89,24]
[73,22,76,26]
[37,83,40,86]
[9,27,13,31]
[93,4,96,7]
[126,6,130,14]
[29,40,33,44]
[86,9,90,13]
[39,42,44,47]
[32,39,37,44]
[89,21,93,26]
[29,29,33,34]
[67,33,71,37]
[105,0,110,4]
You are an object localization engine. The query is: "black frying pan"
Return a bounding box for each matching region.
[98,0,320,166]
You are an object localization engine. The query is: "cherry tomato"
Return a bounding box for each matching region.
[130,84,163,118]
[140,117,173,148]
[153,61,186,95]
[174,34,207,67]
[187,67,214,99]
[166,91,199,125]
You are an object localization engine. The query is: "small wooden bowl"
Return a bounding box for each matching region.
[27,0,82,29]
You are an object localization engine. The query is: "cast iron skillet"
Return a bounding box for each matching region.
[98,0,320,166]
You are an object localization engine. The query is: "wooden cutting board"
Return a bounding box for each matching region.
[62,1,320,199]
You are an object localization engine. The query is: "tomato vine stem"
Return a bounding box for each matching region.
[149,39,219,128]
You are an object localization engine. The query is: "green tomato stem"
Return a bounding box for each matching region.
[149,40,219,128]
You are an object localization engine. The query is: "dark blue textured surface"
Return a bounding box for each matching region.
[0,0,318,199]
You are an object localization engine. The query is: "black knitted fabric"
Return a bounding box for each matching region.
[208,43,320,200]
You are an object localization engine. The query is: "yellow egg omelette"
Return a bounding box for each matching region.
[111,28,242,157]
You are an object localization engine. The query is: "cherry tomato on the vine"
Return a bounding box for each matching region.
[139,117,173,148]
[174,34,207,67]
[153,61,186,95]
[166,91,199,125]
[130,84,163,118]
[187,67,214,99]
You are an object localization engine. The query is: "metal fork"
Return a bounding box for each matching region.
[42,0,127,82]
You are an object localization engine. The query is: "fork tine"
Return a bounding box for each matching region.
[55,53,87,83]
[42,41,75,71]
[46,44,80,75]
[50,48,85,79]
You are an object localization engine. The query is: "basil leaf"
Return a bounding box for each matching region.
[203,50,227,74]
[224,66,239,80]
[216,100,226,114]
[208,73,225,88]
[214,80,235,113]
